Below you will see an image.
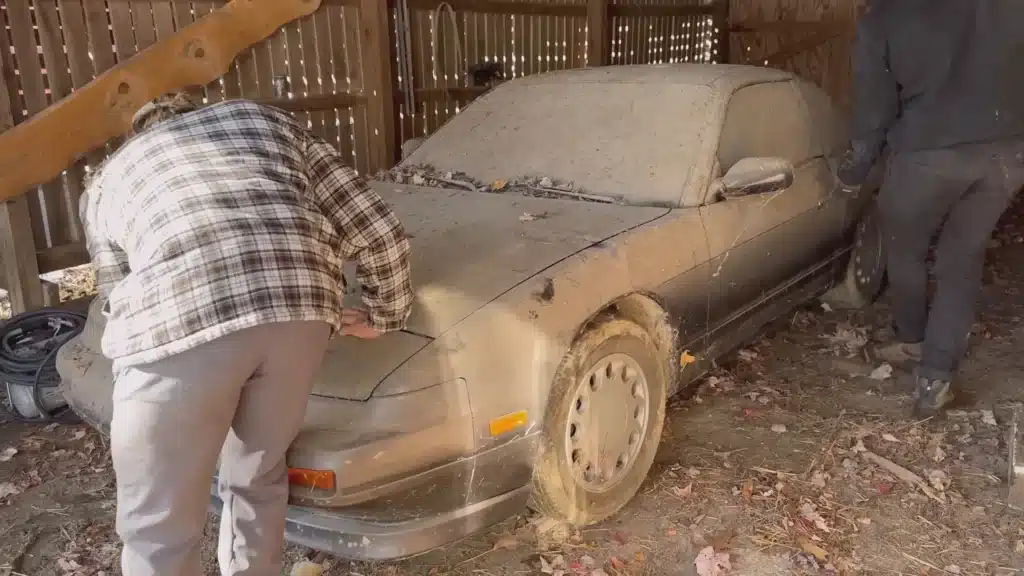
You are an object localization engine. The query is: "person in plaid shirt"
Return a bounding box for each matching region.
[79,92,413,575]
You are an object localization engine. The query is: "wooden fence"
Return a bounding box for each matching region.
[0,0,855,312]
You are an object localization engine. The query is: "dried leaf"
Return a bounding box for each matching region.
[881,433,899,443]
[927,469,950,491]
[797,537,829,561]
[673,483,693,499]
[1015,540,1024,554]
[799,502,832,533]
[741,479,754,502]
[0,447,17,462]
[981,410,997,426]
[610,556,627,571]
[810,471,828,488]
[771,424,787,433]
[71,429,87,441]
[491,180,507,190]
[289,561,325,576]
[694,546,732,576]
[932,444,947,462]
[0,482,21,499]
[869,363,893,380]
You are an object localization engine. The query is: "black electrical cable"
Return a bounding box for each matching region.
[0,308,87,423]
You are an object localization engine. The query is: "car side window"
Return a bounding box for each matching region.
[793,79,847,158]
[717,81,815,172]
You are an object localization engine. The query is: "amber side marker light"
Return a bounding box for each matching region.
[288,468,336,491]
[489,410,529,437]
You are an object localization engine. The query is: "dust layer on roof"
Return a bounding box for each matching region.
[374,164,623,204]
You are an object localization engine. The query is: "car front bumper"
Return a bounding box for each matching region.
[209,433,538,560]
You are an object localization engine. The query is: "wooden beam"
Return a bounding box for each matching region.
[405,0,585,17]
[587,0,610,67]
[608,4,716,18]
[256,92,365,113]
[0,0,324,204]
[761,25,848,67]
[359,0,398,172]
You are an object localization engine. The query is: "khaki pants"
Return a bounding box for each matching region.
[110,321,331,576]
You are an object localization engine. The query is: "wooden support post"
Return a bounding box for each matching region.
[0,25,44,314]
[359,0,399,172]
[0,199,45,313]
[715,0,731,64]
[587,0,610,67]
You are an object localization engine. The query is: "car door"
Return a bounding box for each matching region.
[699,80,836,335]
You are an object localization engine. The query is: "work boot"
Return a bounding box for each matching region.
[913,372,954,419]
[875,340,923,369]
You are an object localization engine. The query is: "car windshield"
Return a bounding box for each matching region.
[399,79,716,206]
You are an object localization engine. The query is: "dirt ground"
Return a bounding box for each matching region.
[4,206,1024,575]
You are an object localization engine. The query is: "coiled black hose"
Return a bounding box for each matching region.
[0,308,86,423]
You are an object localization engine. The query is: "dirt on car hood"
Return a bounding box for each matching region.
[372,183,669,338]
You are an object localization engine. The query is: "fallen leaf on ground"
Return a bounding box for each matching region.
[881,433,899,443]
[1015,540,1024,554]
[741,478,753,502]
[0,482,21,499]
[610,556,627,571]
[0,447,17,462]
[932,444,947,462]
[981,410,998,426]
[810,471,828,488]
[944,565,962,575]
[519,211,548,222]
[491,180,507,190]
[71,429,87,441]
[673,482,693,499]
[694,546,732,576]
[798,537,829,561]
[799,502,832,533]
[289,561,324,576]
[738,349,758,362]
[928,469,950,491]
[869,363,893,380]
[771,424,787,433]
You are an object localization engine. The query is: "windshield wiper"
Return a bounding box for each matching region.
[522,183,618,204]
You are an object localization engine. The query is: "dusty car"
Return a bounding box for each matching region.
[58,63,886,560]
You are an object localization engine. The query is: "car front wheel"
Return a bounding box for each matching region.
[823,198,887,309]
[530,317,668,526]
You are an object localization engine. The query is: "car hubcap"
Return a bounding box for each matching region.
[566,353,649,492]
[853,213,883,288]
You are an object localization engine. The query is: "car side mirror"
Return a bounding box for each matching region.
[719,157,794,198]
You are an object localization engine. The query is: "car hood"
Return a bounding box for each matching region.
[57,185,669,411]
[373,183,669,338]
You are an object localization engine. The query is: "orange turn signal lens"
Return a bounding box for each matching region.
[288,468,336,491]
[489,410,528,437]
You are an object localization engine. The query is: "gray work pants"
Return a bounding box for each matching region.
[879,140,1024,380]
[110,321,331,576]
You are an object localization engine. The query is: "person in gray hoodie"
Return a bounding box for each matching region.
[837,0,1024,417]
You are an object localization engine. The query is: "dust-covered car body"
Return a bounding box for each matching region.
[58,64,883,560]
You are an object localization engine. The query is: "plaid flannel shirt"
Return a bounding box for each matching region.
[80,100,412,367]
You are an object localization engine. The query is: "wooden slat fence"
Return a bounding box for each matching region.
[2,0,859,312]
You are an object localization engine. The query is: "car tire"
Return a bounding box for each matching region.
[530,317,668,526]
[822,198,887,309]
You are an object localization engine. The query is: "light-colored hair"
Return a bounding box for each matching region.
[131,91,199,134]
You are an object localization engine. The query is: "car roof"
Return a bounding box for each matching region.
[512,63,796,93]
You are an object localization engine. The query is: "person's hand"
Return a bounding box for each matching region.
[340,308,382,339]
